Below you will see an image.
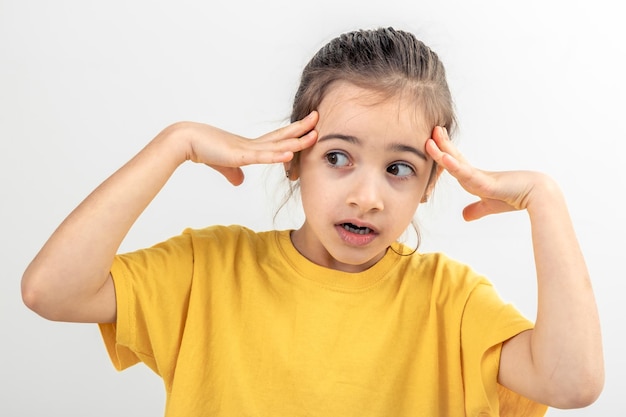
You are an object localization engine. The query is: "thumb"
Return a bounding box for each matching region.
[210,165,245,186]
[462,199,516,221]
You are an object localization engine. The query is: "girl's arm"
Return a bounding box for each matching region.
[426,127,604,408]
[21,113,319,324]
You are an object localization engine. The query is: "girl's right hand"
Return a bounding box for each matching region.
[167,111,319,185]
[21,111,318,323]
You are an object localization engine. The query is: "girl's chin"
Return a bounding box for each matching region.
[323,249,387,273]
[291,227,389,272]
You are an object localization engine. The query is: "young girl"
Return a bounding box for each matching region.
[22,27,603,416]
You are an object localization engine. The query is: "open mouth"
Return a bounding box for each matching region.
[341,223,373,235]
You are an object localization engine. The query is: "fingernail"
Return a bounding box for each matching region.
[305,111,316,120]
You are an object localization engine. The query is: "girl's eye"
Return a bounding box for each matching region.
[387,163,415,178]
[325,151,350,167]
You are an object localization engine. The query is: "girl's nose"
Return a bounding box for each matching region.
[346,174,384,213]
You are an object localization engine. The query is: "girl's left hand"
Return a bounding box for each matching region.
[425,126,550,221]
[427,128,605,407]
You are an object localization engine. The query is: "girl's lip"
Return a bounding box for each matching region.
[335,224,378,246]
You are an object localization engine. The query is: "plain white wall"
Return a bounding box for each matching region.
[2,0,624,415]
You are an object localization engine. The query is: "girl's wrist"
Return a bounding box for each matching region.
[524,173,565,215]
[151,121,197,167]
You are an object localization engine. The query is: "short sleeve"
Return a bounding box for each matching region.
[98,231,195,382]
[461,282,548,417]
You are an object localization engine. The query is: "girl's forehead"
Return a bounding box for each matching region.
[320,82,391,108]
[317,82,431,134]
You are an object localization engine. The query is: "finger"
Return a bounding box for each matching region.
[427,137,497,203]
[210,166,245,186]
[430,126,467,163]
[425,138,461,174]
[267,129,318,154]
[426,130,489,186]
[261,111,319,143]
[242,129,318,166]
[463,199,516,221]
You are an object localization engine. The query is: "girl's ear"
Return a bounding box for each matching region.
[283,159,300,181]
[421,164,444,203]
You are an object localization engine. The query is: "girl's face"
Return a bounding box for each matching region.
[289,82,437,272]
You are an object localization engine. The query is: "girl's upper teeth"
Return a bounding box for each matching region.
[343,223,371,234]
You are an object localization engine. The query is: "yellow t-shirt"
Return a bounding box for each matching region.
[99,225,547,417]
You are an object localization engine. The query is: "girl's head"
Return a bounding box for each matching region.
[290,26,456,185]
[283,27,456,266]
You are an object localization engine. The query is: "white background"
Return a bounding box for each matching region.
[1,0,624,415]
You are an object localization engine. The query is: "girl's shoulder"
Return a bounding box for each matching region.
[181,224,285,256]
[398,249,493,293]
[183,224,274,243]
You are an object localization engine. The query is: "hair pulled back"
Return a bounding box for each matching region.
[291,26,456,137]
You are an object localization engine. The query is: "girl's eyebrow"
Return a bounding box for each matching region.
[389,143,428,161]
[318,133,428,161]
[318,133,360,144]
